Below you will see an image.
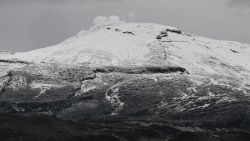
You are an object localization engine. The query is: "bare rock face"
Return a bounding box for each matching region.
[0,62,250,140]
[0,23,250,140]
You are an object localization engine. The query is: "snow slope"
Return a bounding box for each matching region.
[1,23,250,77]
[1,22,250,127]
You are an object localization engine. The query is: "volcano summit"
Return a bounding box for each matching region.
[0,22,250,141]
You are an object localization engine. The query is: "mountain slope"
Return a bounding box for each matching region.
[1,22,250,141]
[2,23,250,75]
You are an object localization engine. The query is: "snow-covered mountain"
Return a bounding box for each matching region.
[2,23,250,75]
[1,22,250,140]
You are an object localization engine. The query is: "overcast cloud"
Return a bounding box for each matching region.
[227,0,250,7]
[0,0,120,6]
[0,0,249,52]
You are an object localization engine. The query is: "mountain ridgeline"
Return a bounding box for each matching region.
[0,23,250,141]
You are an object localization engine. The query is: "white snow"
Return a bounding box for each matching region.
[0,62,26,78]
[105,82,126,115]
[0,22,249,80]
[7,75,27,91]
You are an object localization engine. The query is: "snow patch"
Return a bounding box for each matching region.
[105,83,125,115]
[8,75,27,91]
[30,82,63,99]
[216,96,236,104]
[197,104,210,109]
[75,75,108,96]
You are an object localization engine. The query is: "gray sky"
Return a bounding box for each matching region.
[0,0,250,52]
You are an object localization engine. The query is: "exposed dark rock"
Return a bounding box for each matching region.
[123,31,135,35]
[230,49,240,53]
[157,31,168,40]
[0,63,249,140]
[0,59,29,64]
[167,29,182,34]
[93,66,188,74]
[115,29,121,32]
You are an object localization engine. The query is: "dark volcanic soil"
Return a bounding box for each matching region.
[1,113,250,141]
[0,64,250,141]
